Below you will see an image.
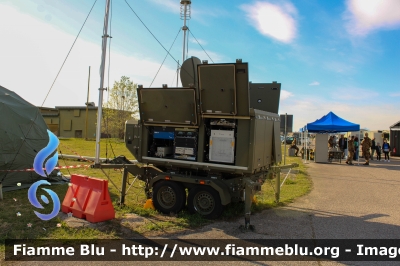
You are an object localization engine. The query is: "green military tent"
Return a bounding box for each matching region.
[0,85,62,192]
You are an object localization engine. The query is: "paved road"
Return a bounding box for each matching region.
[7,157,400,266]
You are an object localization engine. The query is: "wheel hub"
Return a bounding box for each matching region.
[195,192,214,214]
[158,186,176,208]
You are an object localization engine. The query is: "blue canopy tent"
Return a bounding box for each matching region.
[300,112,360,164]
[302,111,360,132]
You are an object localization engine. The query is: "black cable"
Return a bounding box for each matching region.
[189,29,214,63]
[124,0,199,85]
[170,67,179,86]
[1,1,98,184]
[150,28,181,87]
[41,0,98,107]
[123,0,194,81]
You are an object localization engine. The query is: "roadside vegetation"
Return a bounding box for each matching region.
[0,138,311,260]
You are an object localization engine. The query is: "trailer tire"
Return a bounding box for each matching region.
[152,181,186,214]
[188,186,223,219]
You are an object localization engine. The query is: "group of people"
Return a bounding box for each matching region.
[291,133,392,166]
[345,133,391,165]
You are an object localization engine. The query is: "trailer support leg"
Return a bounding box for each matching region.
[0,182,3,200]
[240,179,256,232]
[274,167,281,203]
[119,168,128,205]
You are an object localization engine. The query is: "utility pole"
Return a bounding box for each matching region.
[284,113,287,165]
[95,0,111,164]
[179,0,191,84]
[180,0,191,63]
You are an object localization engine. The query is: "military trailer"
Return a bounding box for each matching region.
[115,58,297,229]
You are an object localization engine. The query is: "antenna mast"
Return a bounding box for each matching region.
[95,0,111,164]
[180,0,191,64]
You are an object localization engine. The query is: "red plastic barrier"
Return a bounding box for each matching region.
[62,174,115,223]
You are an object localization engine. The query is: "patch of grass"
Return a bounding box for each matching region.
[58,138,135,160]
[0,140,312,262]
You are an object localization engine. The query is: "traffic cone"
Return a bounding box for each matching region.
[144,199,155,210]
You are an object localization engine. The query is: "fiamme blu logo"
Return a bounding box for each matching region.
[28,130,61,221]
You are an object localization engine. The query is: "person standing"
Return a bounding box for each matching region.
[353,137,359,161]
[328,136,334,148]
[376,142,382,161]
[382,139,391,162]
[371,138,376,161]
[361,133,372,165]
[338,134,347,158]
[328,136,335,161]
[346,136,355,165]
[291,138,299,156]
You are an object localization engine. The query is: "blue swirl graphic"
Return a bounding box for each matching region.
[33,130,59,177]
[28,180,61,221]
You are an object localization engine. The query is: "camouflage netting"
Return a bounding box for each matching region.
[0,85,62,191]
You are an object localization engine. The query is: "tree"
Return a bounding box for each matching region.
[102,76,138,138]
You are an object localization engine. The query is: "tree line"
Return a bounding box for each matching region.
[102,76,138,139]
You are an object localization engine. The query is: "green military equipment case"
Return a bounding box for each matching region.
[249,82,281,113]
[198,64,236,115]
[121,59,295,227]
[198,61,250,117]
[126,60,282,174]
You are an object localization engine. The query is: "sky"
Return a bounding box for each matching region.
[0,0,399,131]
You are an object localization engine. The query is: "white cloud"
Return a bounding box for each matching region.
[344,0,400,36]
[190,38,207,46]
[333,87,379,101]
[186,49,225,63]
[309,81,320,86]
[280,90,294,100]
[148,0,179,14]
[241,1,298,43]
[324,61,355,74]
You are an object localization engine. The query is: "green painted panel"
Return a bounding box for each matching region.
[198,64,236,115]
[138,88,197,125]
[249,82,281,113]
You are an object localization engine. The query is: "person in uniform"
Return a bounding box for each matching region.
[346,136,355,165]
[361,132,372,165]
[291,138,299,156]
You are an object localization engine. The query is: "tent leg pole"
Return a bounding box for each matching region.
[0,182,3,200]
[357,129,361,165]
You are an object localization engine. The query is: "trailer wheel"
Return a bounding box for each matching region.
[152,181,186,214]
[188,186,223,219]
